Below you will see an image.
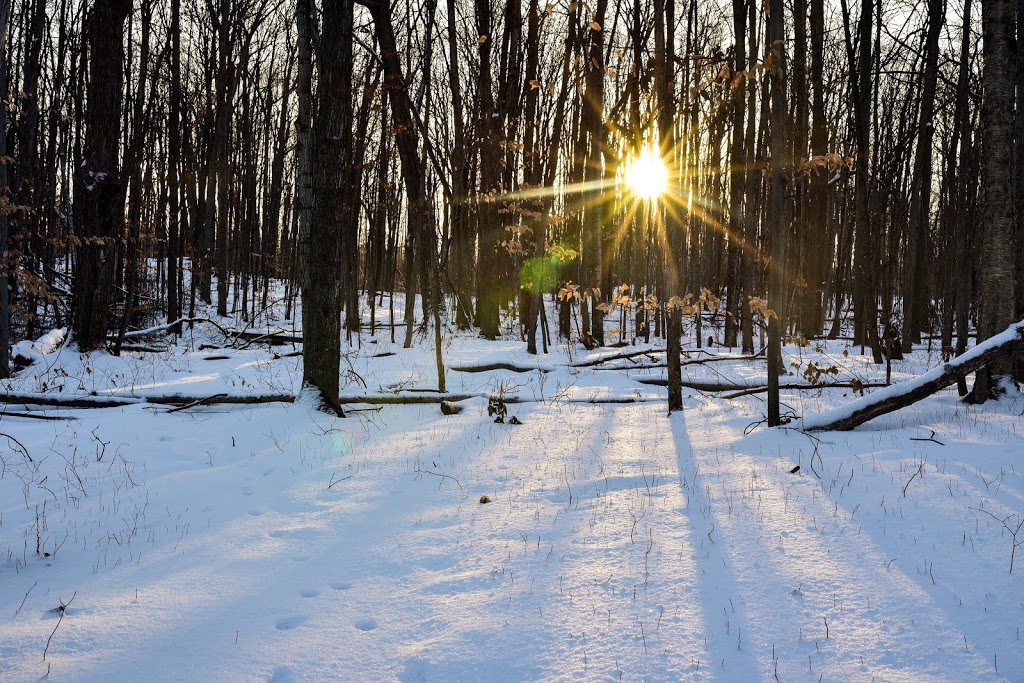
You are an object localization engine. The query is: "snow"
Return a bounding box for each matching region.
[0,298,1021,681]
[12,328,67,366]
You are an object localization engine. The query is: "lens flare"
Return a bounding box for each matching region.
[625,146,668,200]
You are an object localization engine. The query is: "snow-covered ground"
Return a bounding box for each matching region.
[1,297,1022,681]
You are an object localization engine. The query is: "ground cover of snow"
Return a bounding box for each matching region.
[0,296,1021,682]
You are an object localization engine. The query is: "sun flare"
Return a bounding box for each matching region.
[625,146,668,200]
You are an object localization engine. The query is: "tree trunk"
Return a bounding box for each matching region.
[302,0,354,416]
[724,0,746,349]
[901,0,944,352]
[767,0,789,426]
[294,0,314,313]
[972,0,1018,401]
[0,0,11,376]
[73,0,131,350]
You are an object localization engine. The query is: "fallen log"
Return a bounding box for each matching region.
[0,389,665,412]
[0,392,295,409]
[0,393,141,409]
[801,320,1024,431]
[229,329,303,347]
[449,362,553,373]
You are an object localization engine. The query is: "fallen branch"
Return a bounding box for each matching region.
[632,377,749,391]
[0,410,77,421]
[571,348,665,368]
[802,320,1024,431]
[165,393,230,413]
[909,429,945,446]
[117,317,231,339]
[592,352,765,372]
[721,382,888,400]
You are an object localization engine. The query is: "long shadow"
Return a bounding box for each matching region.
[668,406,761,679]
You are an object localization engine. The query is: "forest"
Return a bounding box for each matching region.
[0,0,1020,403]
[1,0,1024,680]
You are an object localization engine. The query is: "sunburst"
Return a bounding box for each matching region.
[624,145,668,201]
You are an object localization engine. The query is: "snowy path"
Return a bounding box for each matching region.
[1,391,1020,681]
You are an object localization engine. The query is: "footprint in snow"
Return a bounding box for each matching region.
[330,582,352,591]
[275,615,309,631]
[300,589,320,598]
[267,666,296,683]
[354,617,379,631]
[241,487,255,497]
[248,510,264,517]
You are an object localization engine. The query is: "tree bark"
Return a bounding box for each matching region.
[301,0,355,416]
[972,0,1018,401]
[0,0,11,377]
[901,0,944,351]
[73,0,131,350]
[767,0,789,426]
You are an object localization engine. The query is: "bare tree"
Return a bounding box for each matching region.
[73,0,132,350]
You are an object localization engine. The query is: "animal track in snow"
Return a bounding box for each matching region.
[354,617,379,631]
[275,615,309,631]
[267,665,296,682]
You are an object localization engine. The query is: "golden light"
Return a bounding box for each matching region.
[624,146,668,200]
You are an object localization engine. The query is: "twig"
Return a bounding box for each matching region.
[43,592,76,660]
[909,429,945,446]
[1,432,33,462]
[902,462,925,498]
[327,473,353,489]
[969,506,1024,573]
[415,467,464,491]
[13,581,37,618]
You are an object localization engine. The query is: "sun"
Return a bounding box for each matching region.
[625,146,668,200]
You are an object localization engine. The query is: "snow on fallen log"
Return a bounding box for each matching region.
[0,392,141,408]
[0,388,666,412]
[0,392,294,410]
[12,328,67,366]
[117,317,231,339]
[801,320,1024,432]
